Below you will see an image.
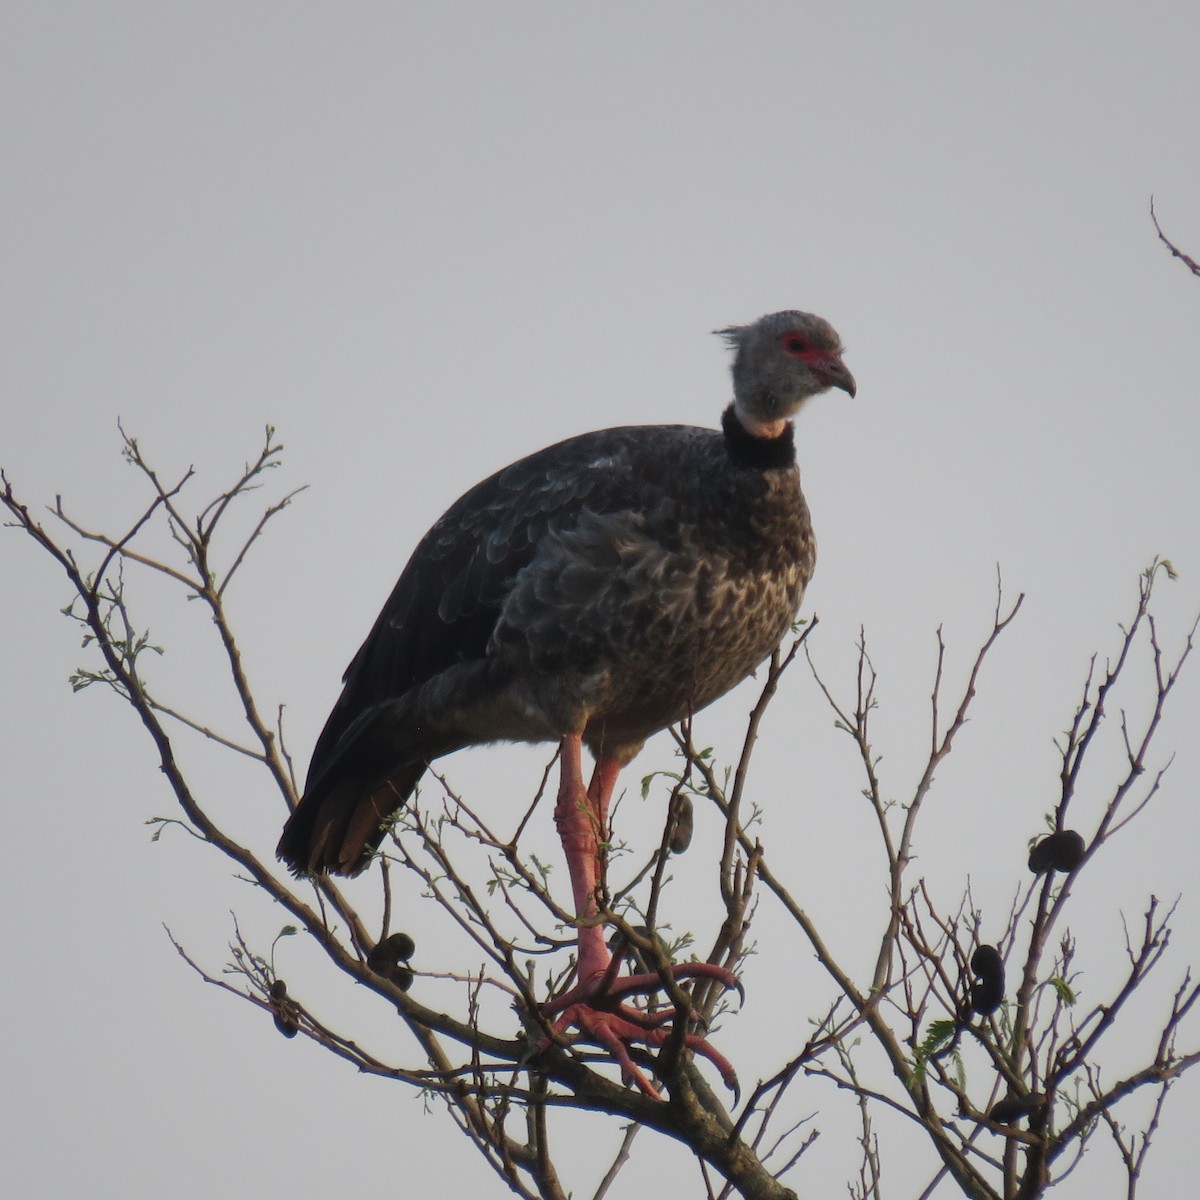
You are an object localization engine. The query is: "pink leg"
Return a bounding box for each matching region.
[586,754,622,905]
[587,756,623,842]
[550,733,612,989]
[543,734,740,1099]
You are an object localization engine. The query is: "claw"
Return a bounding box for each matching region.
[540,960,742,1101]
[729,977,747,1011]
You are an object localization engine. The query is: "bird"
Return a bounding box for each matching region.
[278,309,855,1096]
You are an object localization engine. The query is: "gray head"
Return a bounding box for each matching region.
[716,310,855,432]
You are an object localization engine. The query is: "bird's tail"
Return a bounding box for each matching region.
[278,659,510,876]
[277,761,425,877]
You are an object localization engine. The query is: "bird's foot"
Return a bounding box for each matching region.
[541,954,741,1101]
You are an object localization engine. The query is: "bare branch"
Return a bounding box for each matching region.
[1150,197,1200,277]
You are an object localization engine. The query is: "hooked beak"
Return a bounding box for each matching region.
[818,356,856,398]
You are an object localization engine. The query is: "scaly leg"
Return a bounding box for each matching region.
[544,732,740,1099]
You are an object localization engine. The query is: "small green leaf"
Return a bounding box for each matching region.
[1046,976,1076,1006]
[912,1018,959,1084]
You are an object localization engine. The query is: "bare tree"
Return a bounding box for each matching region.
[4,413,1197,1200]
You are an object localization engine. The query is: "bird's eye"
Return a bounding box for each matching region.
[781,333,809,356]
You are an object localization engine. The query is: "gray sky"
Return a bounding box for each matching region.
[3,4,1198,1197]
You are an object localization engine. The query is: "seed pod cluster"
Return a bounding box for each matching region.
[1028,829,1085,875]
[368,932,416,991]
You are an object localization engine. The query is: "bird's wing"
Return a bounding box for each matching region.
[305,423,710,783]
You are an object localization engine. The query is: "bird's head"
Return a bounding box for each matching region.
[717,310,855,437]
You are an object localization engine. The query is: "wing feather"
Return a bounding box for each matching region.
[304,423,710,785]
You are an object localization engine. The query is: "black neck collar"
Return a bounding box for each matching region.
[721,405,796,470]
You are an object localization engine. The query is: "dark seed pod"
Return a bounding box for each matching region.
[989,1092,1046,1125]
[368,932,416,976]
[273,1010,300,1039]
[1028,830,1085,874]
[988,1099,1046,1123]
[971,945,1002,976]
[969,945,1005,1016]
[369,933,417,989]
[667,792,694,854]
[268,979,288,1001]
[382,932,416,961]
[988,1096,1024,1124]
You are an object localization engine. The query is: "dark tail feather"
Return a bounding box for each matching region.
[277,762,426,876]
[280,659,508,875]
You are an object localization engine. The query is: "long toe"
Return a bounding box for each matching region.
[541,960,742,1101]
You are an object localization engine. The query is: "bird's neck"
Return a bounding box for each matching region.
[721,404,796,469]
[740,416,787,438]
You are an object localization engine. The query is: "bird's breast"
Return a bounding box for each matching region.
[491,480,815,753]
